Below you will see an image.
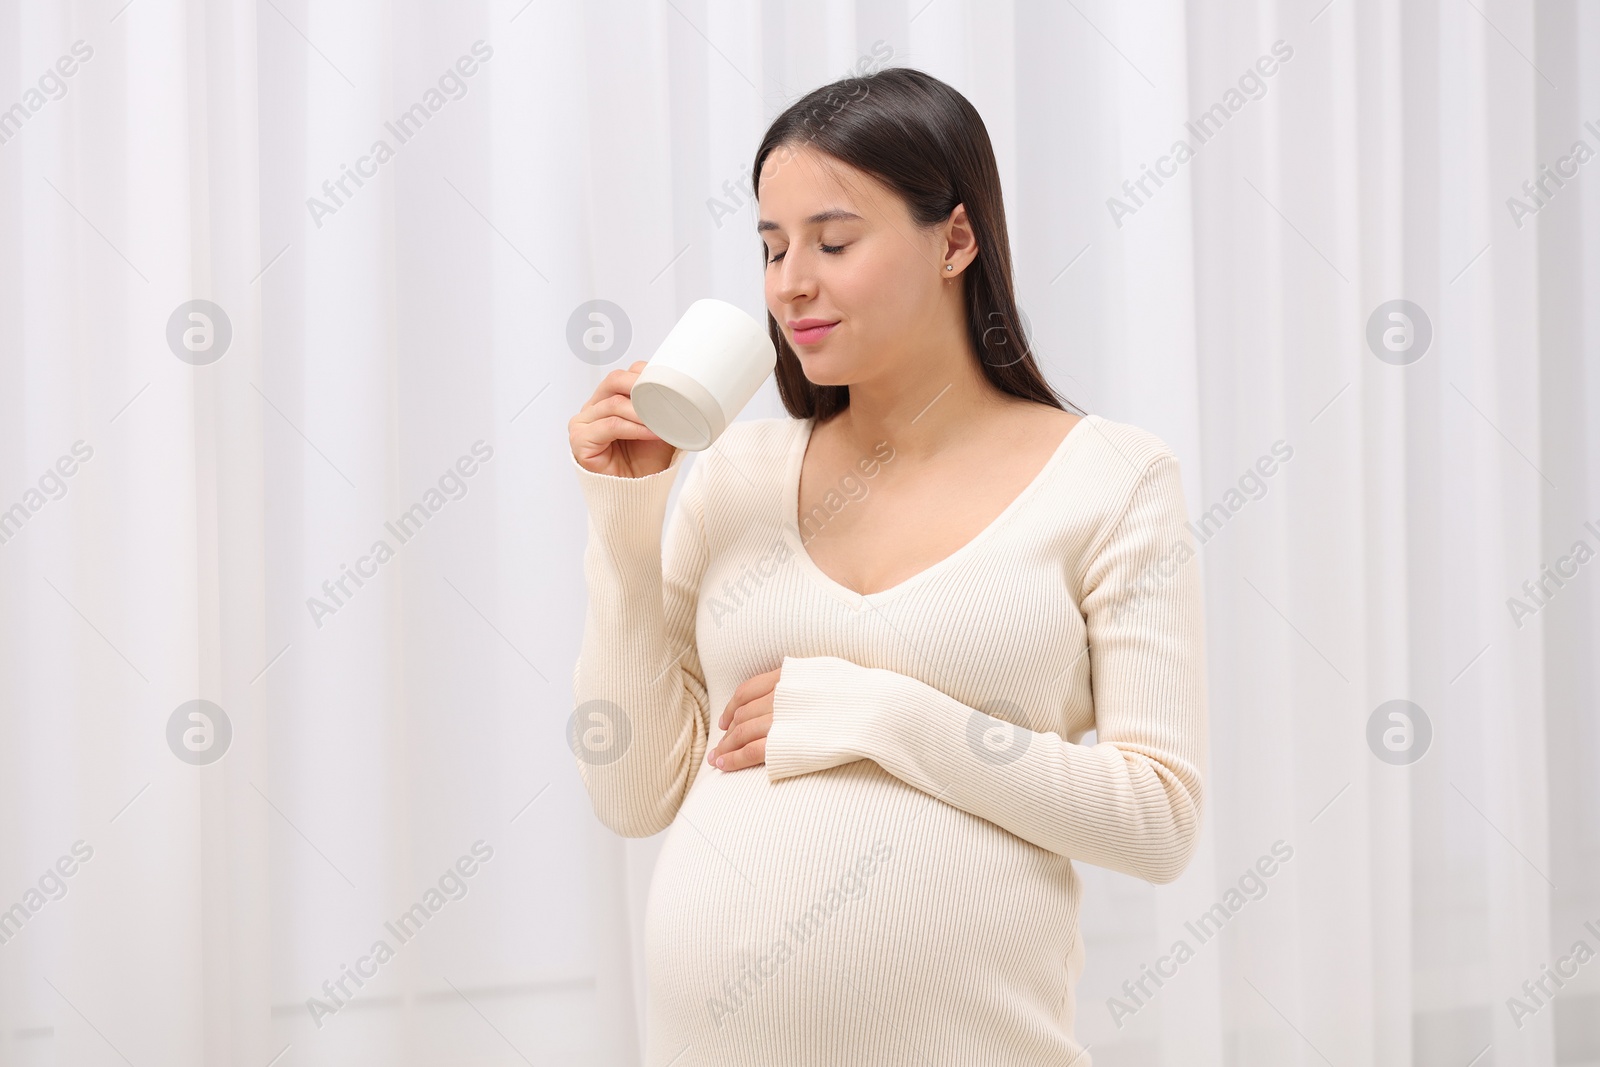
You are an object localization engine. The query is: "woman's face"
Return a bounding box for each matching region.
[757,144,952,387]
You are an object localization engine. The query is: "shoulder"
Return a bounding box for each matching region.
[672,415,799,511]
[690,415,801,480]
[713,414,800,453]
[1058,415,1189,561]
[1071,414,1180,482]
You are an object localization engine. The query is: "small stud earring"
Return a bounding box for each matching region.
[945,264,954,271]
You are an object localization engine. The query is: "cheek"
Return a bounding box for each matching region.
[827,254,880,312]
[844,254,920,322]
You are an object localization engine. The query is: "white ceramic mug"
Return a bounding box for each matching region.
[630,298,776,451]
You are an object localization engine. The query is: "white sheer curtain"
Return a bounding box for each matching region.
[1,1,1595,1065]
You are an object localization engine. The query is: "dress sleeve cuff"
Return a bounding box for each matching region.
[765,655,880,780]
[570,445,687,552]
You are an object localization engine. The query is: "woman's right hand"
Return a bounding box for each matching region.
[569,360,677,478]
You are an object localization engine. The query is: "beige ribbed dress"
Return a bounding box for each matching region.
[569,412,1207,1066]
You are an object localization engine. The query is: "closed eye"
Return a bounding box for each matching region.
[767,243,846,265]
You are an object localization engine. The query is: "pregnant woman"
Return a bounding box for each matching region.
[567,67,1207,1066]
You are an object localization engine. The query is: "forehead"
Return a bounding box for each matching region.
[755,145,890,228]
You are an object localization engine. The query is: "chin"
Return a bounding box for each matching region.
[793,352,851,387]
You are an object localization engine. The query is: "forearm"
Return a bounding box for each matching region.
[570,449,711,838]
[766,655,1203,883]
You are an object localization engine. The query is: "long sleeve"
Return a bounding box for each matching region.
[569,445,712,837]
[762,452,1207,884]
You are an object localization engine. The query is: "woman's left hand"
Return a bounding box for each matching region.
[707,666,782,771]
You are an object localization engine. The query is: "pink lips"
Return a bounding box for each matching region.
[790,321,839,345]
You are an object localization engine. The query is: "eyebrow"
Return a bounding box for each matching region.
[756,209,864,234]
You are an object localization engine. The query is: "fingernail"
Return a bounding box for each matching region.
[715,756,725,769]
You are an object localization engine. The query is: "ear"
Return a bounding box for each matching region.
[943,203,979,271]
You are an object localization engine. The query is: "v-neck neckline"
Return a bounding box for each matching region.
[784,411,1097,608]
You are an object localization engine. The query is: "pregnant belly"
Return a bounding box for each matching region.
[642,758,1087,1067]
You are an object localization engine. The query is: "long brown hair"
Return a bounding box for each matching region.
[752,66,1077,421]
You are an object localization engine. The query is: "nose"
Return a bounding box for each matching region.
[770,250,816,307]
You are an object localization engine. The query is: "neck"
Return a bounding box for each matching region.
[834,348,1011,463]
